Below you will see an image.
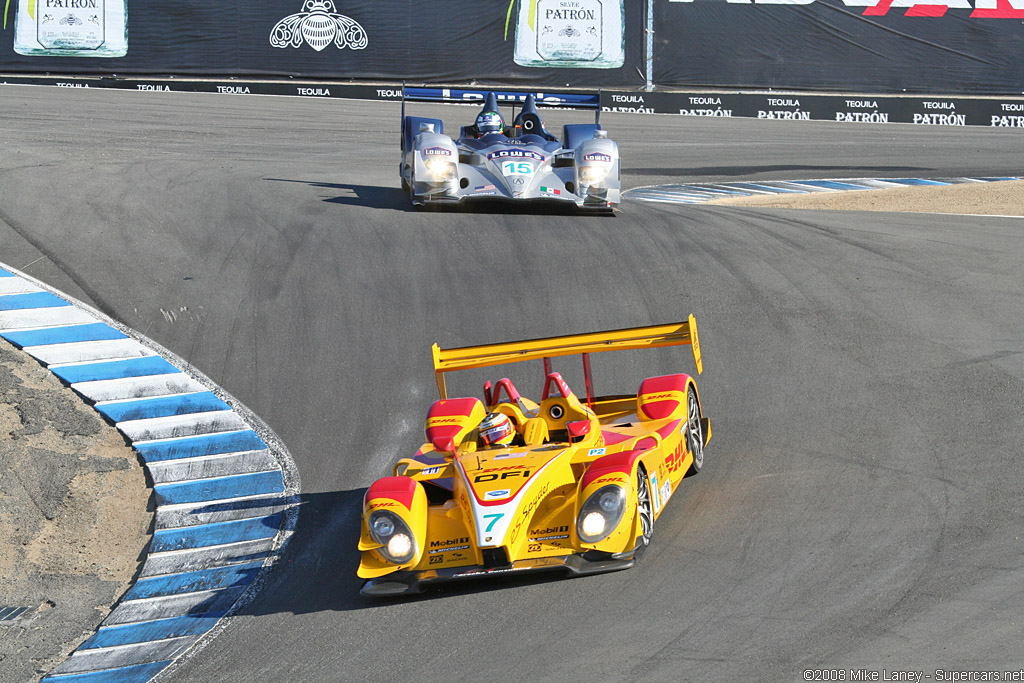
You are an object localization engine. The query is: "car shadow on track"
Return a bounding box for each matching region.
[263,178,616,216]
[415,199,617,217]
[264,178,408,210]
[234,488,594,616]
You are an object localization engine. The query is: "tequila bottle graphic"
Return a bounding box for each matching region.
[14,0,128,57]
[513,0,623,69]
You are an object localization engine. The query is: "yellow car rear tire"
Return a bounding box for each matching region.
[636,467,653,547]
[685,385,704,476]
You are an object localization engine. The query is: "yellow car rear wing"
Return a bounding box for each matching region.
[432,315,701,401]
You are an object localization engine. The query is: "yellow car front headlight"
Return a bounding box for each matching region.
[577,484,626,543]
[369,510,417,564]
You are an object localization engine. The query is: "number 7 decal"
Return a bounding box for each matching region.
[482,513,504,532]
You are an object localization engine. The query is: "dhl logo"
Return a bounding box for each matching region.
[367,501,398,509]
[665,440,685,473]
[591,475,626,487]
[427,417,463,425]
[643,392,682,401]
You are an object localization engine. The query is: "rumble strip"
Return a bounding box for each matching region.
[0,262,299,683]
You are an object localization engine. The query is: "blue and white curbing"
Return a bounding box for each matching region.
[623,176,1023,205]
[0,262,300,683]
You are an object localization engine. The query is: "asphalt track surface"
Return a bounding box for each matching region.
[2,86,1023,681]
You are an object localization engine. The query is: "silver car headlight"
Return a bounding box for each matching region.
[578,164,610,186]
[424,157,458,180]
[577,484,627,543]
[368,510,416,564]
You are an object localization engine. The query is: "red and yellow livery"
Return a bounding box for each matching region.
[357,317,711,595]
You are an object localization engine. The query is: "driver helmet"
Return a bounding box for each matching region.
[476,110,504,136]
[479,412,515,447]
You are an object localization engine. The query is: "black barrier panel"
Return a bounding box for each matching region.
[0,74,393,100]
[0,1,647,88]
[598,89,1024,127]
[985,101,1024,129]
[4,75,1022,128]
[601,91,748,117]
[653,0,1024,95]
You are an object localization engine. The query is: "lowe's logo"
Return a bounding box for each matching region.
[440,89,569,106]
[583,152,612,163]
[487,149,545,162]
[424,147,451,156]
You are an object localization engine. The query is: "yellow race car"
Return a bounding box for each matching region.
[357,317,711,596]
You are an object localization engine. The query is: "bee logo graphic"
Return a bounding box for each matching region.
[270,1,368,52]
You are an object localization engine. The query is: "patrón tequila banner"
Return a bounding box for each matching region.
[512,0,624,69]
[13,0,127,57]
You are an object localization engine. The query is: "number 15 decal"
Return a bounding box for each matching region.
[482,513,504,532]
[502,161,532,175]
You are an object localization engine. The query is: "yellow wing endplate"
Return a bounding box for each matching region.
[688,314,702,376]
[433,315,702,399]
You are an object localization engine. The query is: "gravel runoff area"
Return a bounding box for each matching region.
[0,336,150,683]
[0,178,1018,683]
[708,178,1024,215]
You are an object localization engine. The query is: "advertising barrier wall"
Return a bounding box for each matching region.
[654,0,1024,95]
[2,1,1022,94]
[2,1,1023,127]
[0,1,647,87]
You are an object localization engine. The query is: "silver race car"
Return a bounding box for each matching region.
[400,91,620,212]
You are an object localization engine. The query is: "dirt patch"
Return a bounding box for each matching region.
[708,178,1024,215]
[0,336,151,683]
